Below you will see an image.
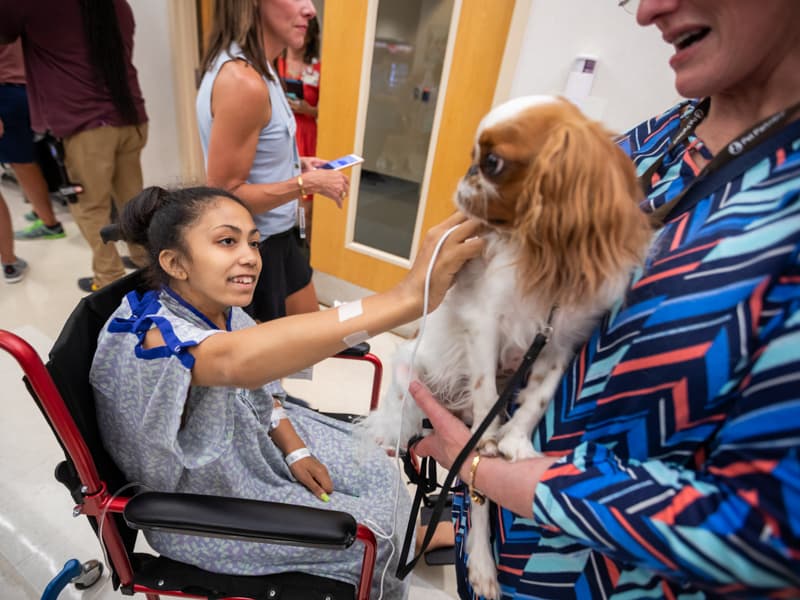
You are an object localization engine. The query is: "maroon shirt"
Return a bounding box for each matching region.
[0,39,25,84]
[0,0,147,137]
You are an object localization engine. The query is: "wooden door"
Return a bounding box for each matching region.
[312,0,515,292]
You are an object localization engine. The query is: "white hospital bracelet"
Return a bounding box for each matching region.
[284,447,312,466]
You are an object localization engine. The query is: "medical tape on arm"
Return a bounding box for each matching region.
[269,406,288,431]
[337,299,370,347]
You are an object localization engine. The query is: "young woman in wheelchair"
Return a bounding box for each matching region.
[89,185,483,598]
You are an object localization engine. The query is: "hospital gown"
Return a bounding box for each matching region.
[90,286,411,598]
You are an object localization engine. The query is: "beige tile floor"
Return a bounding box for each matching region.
[0,179,457,599]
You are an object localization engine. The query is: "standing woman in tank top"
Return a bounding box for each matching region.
[196,0,347,322]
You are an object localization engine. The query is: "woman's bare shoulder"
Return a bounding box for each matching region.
[211,58,270,122]
[214,58,270,103]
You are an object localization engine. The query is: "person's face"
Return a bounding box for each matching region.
[260,0,316,57]
[636,0,800,99]
[165,198,261,325]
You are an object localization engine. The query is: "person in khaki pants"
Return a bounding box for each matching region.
[0,0,149,292]
[64,123,148,288]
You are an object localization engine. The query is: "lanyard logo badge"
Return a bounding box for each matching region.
[728,140,745,155]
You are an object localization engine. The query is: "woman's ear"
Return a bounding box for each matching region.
[159,249,187,281]
[515,114,649,304]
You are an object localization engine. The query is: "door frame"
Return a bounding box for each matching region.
[312,0,517,294]
[166,0,206,184]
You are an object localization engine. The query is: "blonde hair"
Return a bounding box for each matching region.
[201,0,273,81]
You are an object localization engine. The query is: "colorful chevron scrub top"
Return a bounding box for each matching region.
[90,287,411,599]
[452,101,800,599]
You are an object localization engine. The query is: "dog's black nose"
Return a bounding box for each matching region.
[466,164,479,177]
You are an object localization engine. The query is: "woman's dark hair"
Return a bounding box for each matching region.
[120,186,251,288]
[79,0,139,125]
[303,17,321,64]
[201,0,273,81]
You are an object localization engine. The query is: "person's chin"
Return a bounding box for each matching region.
[672,68,713,100]
[235,295,254,308]
[227,290,255,308]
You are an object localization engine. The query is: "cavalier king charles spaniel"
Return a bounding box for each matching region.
[362,95,653,598]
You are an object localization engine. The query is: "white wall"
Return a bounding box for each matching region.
[503,0,680,134]
[129,0,184,187]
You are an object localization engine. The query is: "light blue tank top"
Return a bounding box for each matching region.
[196,44,299,237]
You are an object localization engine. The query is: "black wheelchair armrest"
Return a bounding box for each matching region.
[336,342,370,357]
[124,491,357,549]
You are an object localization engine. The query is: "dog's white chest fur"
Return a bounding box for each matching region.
[412,235,548,415]
[364,232,618,455]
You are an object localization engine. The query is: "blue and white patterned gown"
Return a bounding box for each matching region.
[90,287,411,598]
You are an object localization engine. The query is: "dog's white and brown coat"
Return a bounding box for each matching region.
[362,96,652,598]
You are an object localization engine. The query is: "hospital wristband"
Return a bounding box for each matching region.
[284,447,312,467]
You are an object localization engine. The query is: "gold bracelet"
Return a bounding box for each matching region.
[297,174,306,197]
[468,454,486,505]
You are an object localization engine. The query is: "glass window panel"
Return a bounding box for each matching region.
[353,0,455,258]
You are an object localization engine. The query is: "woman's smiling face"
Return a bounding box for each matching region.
[636,0,800,100]
[166,197,261,324]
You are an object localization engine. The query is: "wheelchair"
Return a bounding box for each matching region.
[0,270,387,600]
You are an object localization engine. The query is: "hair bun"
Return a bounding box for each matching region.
[119,186,172,247]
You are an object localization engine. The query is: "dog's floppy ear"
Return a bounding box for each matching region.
[515,115,649,304]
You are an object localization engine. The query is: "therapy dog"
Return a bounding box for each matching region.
[362,96,652,598]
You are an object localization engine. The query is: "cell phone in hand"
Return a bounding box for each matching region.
[319,154,365,170]
[284,78,304,101]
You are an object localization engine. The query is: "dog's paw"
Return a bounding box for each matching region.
[477,438,499,457]
[497,427,539,462]
[467,549,500,599]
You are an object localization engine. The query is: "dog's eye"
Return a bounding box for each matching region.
[482,153,505,176]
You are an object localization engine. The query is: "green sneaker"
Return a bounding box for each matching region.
[24,211,39,222]
[15,219,66,240]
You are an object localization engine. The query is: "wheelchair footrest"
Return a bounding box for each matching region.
[130,553,356,600]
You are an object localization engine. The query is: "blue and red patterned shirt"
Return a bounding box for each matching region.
[453,101,800,599]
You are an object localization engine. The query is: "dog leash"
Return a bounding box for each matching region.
[395,308,555,579]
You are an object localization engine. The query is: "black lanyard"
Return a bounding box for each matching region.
[639,97,710,188]
[643,98,800,225]
[395,320,553,579]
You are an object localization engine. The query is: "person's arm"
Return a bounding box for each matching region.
[269,400,333,501]
[205,60,348,210]
[412,271,800,594]
[185,212,484,388]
